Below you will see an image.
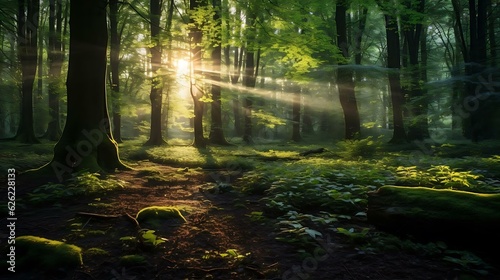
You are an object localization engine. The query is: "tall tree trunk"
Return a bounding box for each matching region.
[464,0,488,141]
[190,0,206,148]
[16,0,40,143]
[302,89,314,135]
[403,0,428,141]
[46,0,63,140]
[41,0,127,181]
[145,0,165,145]
[336,1,361,140]
[487,0,496,67]
[384,14,407,143]
[209,0,229,145]
[231,47,243,136]
[291,84,301,142]
[109,0,122,143]
[242,49,255,144]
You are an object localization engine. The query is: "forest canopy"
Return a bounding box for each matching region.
[0,0,498,146]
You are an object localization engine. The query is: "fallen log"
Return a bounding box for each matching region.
[367,186,500,255]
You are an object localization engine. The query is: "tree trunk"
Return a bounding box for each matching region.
[243,49,256,144]
[40,0,127,181]
[46,0,63,141]
[209,0,229,145]
[291,84,301,142]
[230,46,243,137]
[403,0,428,141]
[109,0,122,143]
[385,14,407,143]
[16,0,40,144]
[145,0,166,146]
[190,0,206,148]
[336,2,360,140]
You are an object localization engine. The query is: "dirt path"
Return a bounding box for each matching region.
[5,161,499,280]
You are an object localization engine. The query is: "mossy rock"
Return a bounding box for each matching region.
[367,186,500,254]
[136,206,187,224]
[15,236,83,271]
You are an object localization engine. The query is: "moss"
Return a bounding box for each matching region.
[16,235,83,271]
[374,186,500,223]
[136,206,187,223]
[120,254,147,266]
[85,247,110,257]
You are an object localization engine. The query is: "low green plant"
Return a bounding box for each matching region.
[28,172,126,204]
[395,165,482,190]
[336,136,383,159]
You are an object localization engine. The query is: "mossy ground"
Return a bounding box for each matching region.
[2,139,500,279]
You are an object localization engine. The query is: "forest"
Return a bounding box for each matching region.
[1,0,500,279]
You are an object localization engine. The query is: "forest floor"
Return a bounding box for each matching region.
[2,140,500,279]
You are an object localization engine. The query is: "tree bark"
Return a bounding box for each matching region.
[243,48,256,144]
[403,0,428,141]
[384,14,407,143]
[190,0,206,148]
[39,0,127,181]
[109,0,122,143]
[16,0,40,144]
[145,0,166,146]
[336,1,361,140]
[46,0,63,141]
[291,84,301,142]
[209,0,230,145]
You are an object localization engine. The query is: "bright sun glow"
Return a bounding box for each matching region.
[175,59,190,77]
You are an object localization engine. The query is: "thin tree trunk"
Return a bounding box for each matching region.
[190,0,206,148]
[291,84,301,142]
[242,49,255,144]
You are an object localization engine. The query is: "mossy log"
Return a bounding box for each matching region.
[367,186,500,254]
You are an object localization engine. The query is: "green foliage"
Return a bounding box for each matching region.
[141,230,167,247]
[336,136,383,159]
[395,165,482,190]
[28,172,126,204]
[16,236,83,271]
[235,171,272,194]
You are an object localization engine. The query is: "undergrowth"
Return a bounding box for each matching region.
[27,171,127,205]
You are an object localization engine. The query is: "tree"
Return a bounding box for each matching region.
[46,0,64,141]
[336,0,361,140]
[145,0,166,145]
[378,2,407,143]
[402,0,428,141]
[109,0,122,143]
[208,0,230,145]
[41,0,128,181]
[16,0,40,143]
[189,0,207,148]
